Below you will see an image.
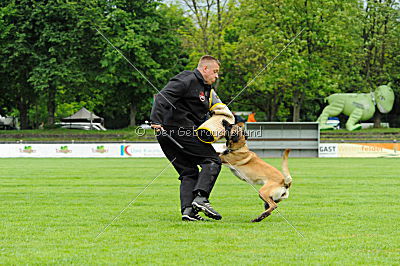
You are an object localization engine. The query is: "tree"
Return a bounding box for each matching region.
[361,0,399,127]
[178,0,238,66]
[0,0,105,128]
[29,1,108,126]
[0,1,38,128]
[220,0,364,122]
[96,0,188,127]
[0,0,188,128]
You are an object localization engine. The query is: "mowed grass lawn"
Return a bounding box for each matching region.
[1,157,399,264]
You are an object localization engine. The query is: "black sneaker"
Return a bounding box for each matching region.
[181,207,205,221]
[192,196,222,220]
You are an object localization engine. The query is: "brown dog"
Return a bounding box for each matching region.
[219,121,292,222]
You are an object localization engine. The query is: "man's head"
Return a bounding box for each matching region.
[197,55,220,85]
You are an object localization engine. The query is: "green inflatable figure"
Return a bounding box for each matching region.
[317,84,395,131]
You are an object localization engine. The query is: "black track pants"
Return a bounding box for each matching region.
[156,127,221,213]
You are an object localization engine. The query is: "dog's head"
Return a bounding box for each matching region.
[222,119,247,149]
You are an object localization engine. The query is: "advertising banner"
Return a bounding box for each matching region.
[319,143,400,158]
[319,143,339,157]
[0,143,225,158]
[2,143,397,158]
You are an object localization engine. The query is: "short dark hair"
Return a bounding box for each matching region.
[198,55,220,67]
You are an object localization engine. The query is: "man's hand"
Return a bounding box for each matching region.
[151,124,163,131]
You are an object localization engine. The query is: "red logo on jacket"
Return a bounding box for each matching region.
[199,91,205,102]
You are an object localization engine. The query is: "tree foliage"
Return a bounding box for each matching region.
[0,0,399,128]
[95,0,188,127]
[0,0,188,128]
[179,0,399,126]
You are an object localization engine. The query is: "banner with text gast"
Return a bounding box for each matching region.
[319,143,400,158]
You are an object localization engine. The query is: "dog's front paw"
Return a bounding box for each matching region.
[251,217,262,223]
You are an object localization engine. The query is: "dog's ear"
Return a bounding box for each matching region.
[225,128,230,140]
[222,119,232,140]
[237,122,245,128]
[222,119,231,129]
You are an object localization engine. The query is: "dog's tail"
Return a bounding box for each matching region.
[282,149,292,188]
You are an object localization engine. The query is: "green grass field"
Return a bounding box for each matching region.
[1,158,399,264]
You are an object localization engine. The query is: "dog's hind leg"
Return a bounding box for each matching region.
[252,186,278,222]
[264,199,281,210]
[252,197,276,222]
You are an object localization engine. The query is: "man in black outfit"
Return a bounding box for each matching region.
[150,55,222,221]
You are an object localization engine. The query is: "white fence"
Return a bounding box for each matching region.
[245,122,319,157]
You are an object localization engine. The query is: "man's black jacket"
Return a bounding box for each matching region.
[150,68,212,128]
